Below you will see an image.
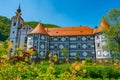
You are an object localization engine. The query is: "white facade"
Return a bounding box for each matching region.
[9,6,32,54]
[95,33,110,59]
[9,6,111,59]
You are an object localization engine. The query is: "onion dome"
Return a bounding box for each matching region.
[17,4,21,13]
[30,23,48,35]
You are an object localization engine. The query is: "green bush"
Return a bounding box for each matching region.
[85,58,92,63]
[83,65,120,79]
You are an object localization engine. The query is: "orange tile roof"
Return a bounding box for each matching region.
[93,18,109,34]
[30,23,48,35]
[45,26,93,36]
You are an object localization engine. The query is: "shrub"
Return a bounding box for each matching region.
[85,58,92,63]
[74,52,80,61]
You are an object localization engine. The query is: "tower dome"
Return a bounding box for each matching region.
[17,4,21,13]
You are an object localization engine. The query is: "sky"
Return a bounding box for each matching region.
[0,0,120,28]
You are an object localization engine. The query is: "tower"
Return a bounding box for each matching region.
[9,5,24,53]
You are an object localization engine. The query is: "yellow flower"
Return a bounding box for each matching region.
[6,40,12,52]
[25,57,29,62]
[54,58,57,62]
[27,49,35,55]
[66,58,69,62]
[40,61,44,65]
[83,69,87,73]
[75,65,81,71]
[49,60,51,64]
[113,63,118,67]
[93,63,96,66]
[2,55,9,60]
[48,53,52,58]
[23,66,28,70]
[34,67,38,72]
[18,67,21,71]
[98,60,102,63]
[31,62,35,65]
[71,62,78,69]
[104,60,108,63]
[82,60,86,65]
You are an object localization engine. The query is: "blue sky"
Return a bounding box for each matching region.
[0,0,120,28]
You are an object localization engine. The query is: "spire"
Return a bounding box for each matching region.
[17,4,21,13]
[16,4,22,16]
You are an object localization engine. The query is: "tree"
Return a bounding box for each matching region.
[74,52,80,61]
[103,8,120,59]
[45,52,49,61]
[61,48,69,61]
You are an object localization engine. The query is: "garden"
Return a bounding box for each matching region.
[1,41,120,80]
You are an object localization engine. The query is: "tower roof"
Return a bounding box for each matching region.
[30,23,48,35]
[93,17,109,34]
[17,4,21,13]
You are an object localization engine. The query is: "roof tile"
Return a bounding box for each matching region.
[30,23,48,35]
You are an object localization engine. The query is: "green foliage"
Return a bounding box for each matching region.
[84,65,120,79]
[45,52,49,61]
[43,24,60,28]
[85,58,92,63]
[103,8,120,57]
[74,52,80,61]
[0,16,10,41]
[61,48,69,59]
[0,16,60,41]
[24,21,60,28]
[24,21,39,28]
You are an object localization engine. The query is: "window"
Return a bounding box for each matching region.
[82,37,86,41]
[20,24,22,28]
[11,41,13,43]
[12,31,15,34]
[78,45,81,49]
[87,37,90,40]
[88,45,91,49]
[70,37,76,41]
[25,37,27,43]
[97,43,100,48]
[70,45,77,48]
[58,38,61,41]
[13,22,16,26]
[96,35,99,39]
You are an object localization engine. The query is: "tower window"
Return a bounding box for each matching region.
[25,37,27,43]
[97,35,99,39]
[12,31,15,34]
[97,43,100,48]
[13,22,16,26]
[20,24,22,28]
